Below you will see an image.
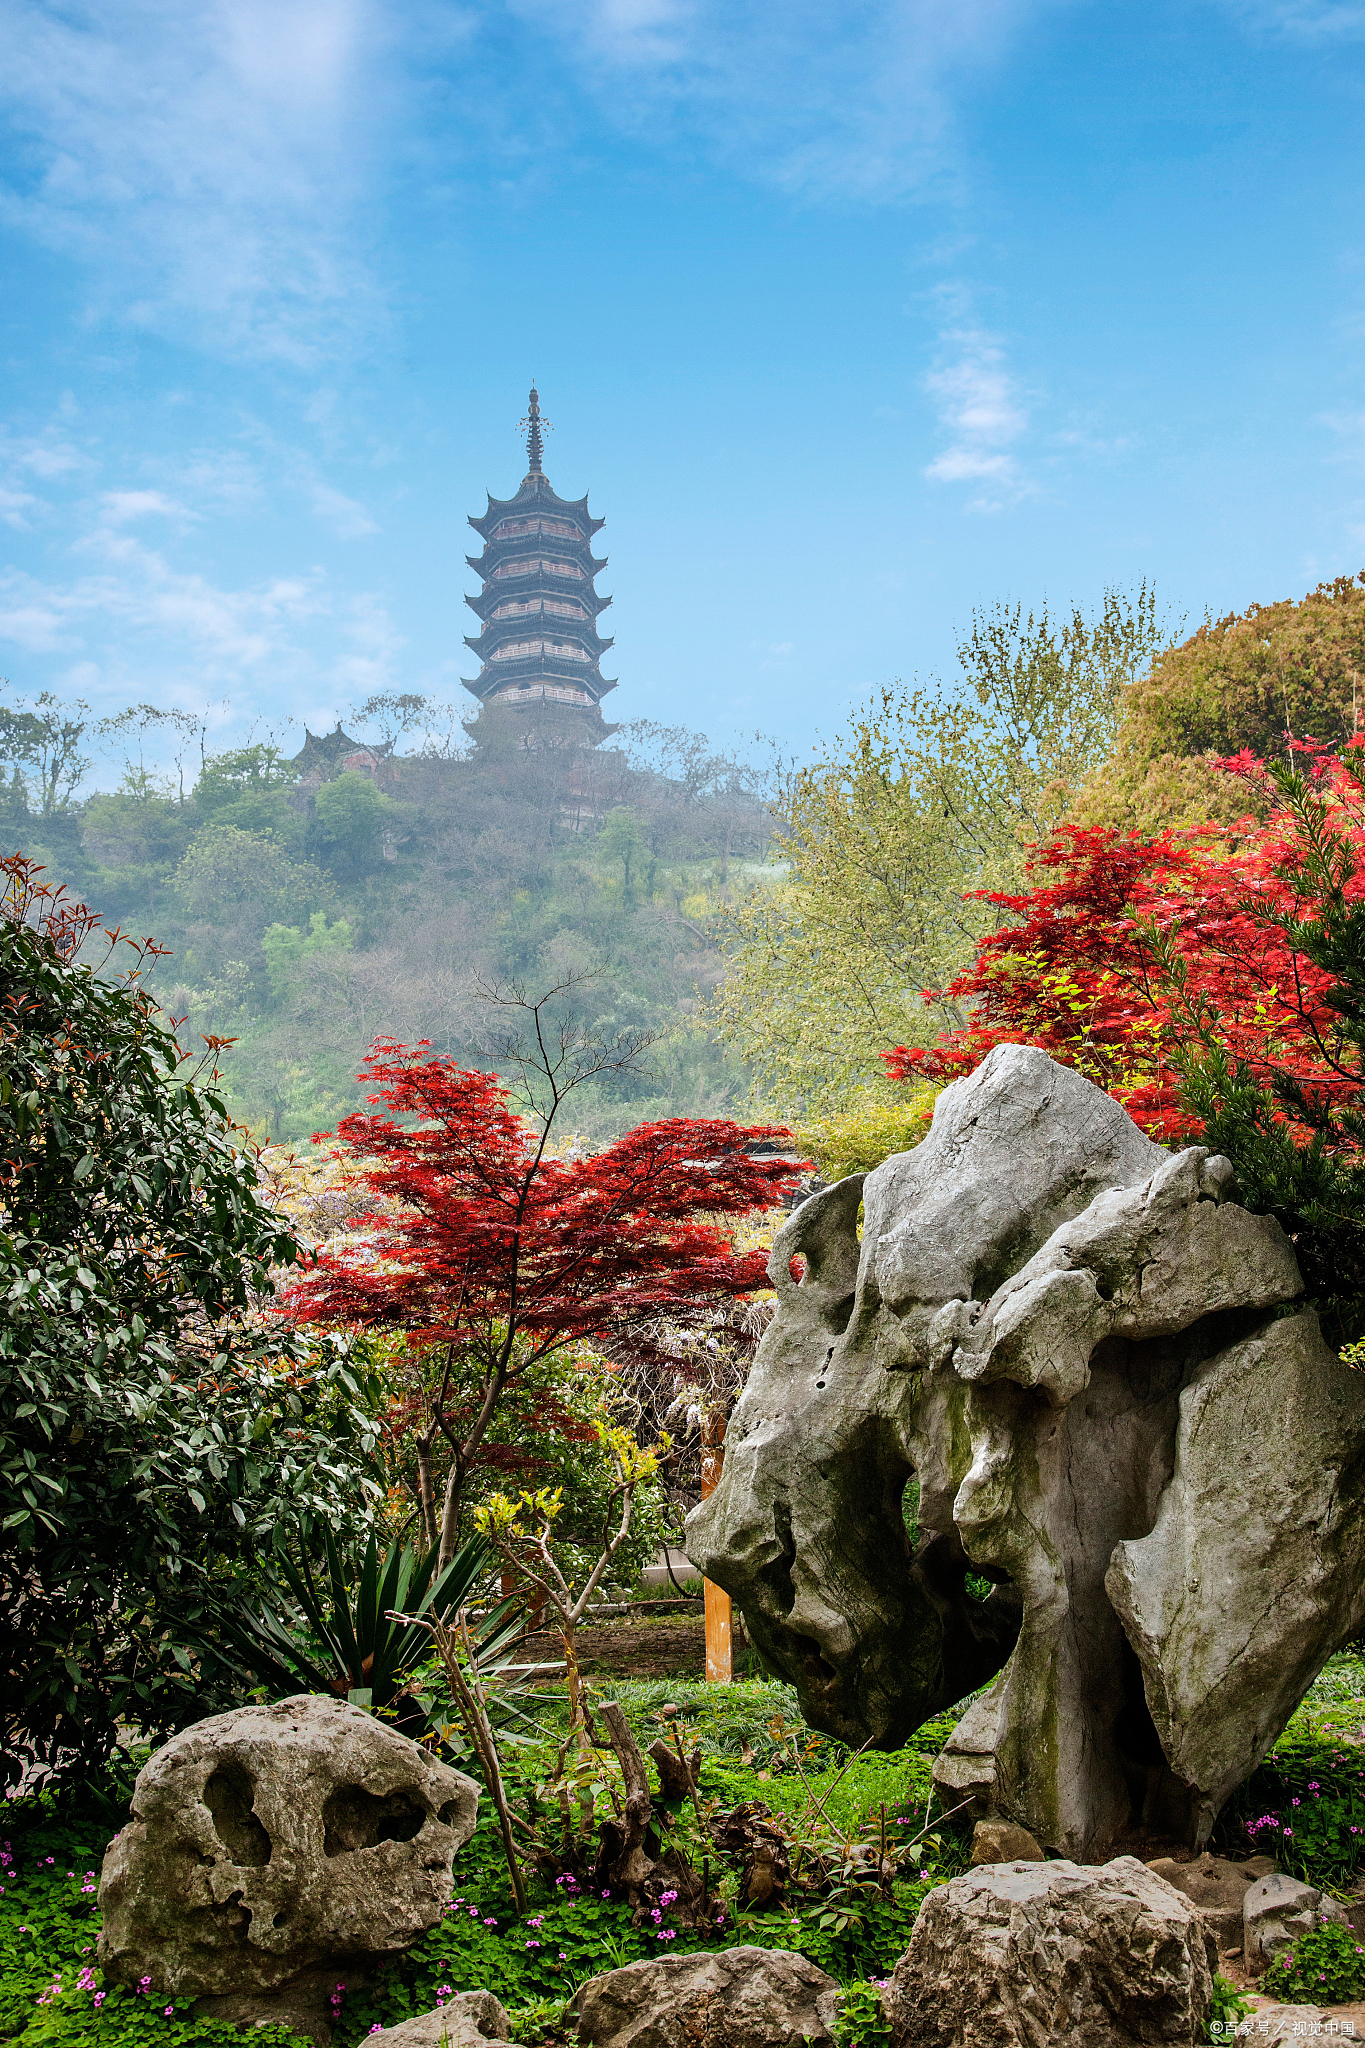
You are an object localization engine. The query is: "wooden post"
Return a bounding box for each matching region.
[700,1404,733,1684]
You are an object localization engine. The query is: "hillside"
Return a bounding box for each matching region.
[0,706,779,1142]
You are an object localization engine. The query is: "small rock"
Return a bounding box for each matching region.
[1244,1872,1349,1969]
[575,1944,840,2047]
[368,1993,513,2048]
[1240,2008,1332,2044]
[1146,1852,1262,1952]
[885,1854,1213,2046]
[969,1820,1044,1867]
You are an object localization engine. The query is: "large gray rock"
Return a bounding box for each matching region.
[884,1855,1214,2047]
[1243,1872,1350,1970]
[687,1045,1365,1857]
[98,1694,478,2037]
[574,1944,840,2047]
[367,1992,513,2048]
[1108,1315,1365,1843]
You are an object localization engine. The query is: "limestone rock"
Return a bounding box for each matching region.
[1145,1854,1267,1952]
[367,1992,514,2048]
[884,1855,1213,2048]
[969,1820,1044,1866]
[574,1944,840,2047]
[686,1043,1365,1860]
[1243,1872,1349,1970]
[98,1693,478,2030]
[1107,1312,1365,1841]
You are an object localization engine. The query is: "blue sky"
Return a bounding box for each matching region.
[1,0,1363,774]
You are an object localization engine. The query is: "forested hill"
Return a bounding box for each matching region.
[0,706,778,1142]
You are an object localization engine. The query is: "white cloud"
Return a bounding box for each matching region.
[507,0,1056,200]
[0,486,38,529]
[1226,1,1365,35]
[0,533,327,668]
[309,480,379,539]
[0,0,384,362]
[99,489,199,526]
[923,328,1030,509]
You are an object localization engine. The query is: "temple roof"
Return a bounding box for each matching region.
[288,723,362,771]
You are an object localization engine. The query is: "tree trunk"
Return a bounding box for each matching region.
[437,1460,463,1573]
[416,1433,439,1553]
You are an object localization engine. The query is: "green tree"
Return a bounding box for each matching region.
[1075,570,1365,833]
[194,742,302,843]
[711,588,1169,1115]
[80,780,197,919]
[599,805,652,900]
[312,770,404,874]
[261,910,354,1003]
[0,689,91,814]
[174,824,332,928]
[0,857,382,1794]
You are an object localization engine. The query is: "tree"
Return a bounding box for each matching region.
[599,806,651,900]
[711,588,1169,1116]
[1074,571,1365,833]
[174,824,332,927]
[0,690,91,814]
[313,770,404,874]
[0,856,383,1793]
[286,981,804,1567]
[96,703,217,808]
[887,739,1365,1342]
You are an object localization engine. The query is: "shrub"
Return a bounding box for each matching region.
[0,856,383,1797]
[1261,1920,1365,2004]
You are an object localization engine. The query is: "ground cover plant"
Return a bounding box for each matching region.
[10,1661,1365,2048]
[0,1679,964,2048]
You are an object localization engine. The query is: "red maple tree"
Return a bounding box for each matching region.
[287,1035,803,1564]
[884,737,1365,1147]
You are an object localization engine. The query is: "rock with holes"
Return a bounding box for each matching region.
[884,1855,1213,2047]
[686,1043,1365,1859]
[97,1694,478,2038]
[574,1944,840,2047]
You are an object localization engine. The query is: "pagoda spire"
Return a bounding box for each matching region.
[462,390,617,743]
[519,382,550,480]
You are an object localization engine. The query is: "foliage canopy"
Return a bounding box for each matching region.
[0,856,382,1791]
[711,588,1168,1114]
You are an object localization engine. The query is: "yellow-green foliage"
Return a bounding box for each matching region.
[798,1088,936,1181]
[1073,571,1365,833]
[708,590,1167,1118]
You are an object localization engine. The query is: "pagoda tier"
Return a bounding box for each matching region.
[462,386,617,711]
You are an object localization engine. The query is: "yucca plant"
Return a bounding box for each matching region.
[198,1526,529,1732]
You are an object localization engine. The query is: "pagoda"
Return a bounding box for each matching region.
[462,386,618,744]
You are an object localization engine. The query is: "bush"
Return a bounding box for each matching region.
[797,1090,935,1182]
[0,856,383,1797]
[1261,1920,1365,2004]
